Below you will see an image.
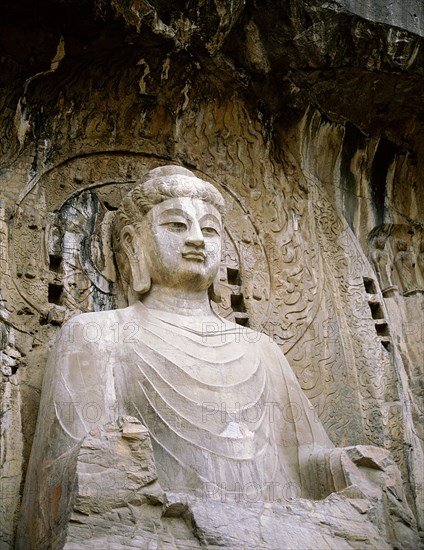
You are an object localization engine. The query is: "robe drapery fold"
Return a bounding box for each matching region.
[17,301,341,549]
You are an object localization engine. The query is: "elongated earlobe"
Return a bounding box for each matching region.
[209,266,225,304]
[130,253,151,294]
[209,240,225,303]
[120,225,151,302]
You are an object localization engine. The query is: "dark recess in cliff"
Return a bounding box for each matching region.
[341,122,367,230]
[371,139,398,225]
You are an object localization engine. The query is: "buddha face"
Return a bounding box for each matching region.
[139,197,222,291]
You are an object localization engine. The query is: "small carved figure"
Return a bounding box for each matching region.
[370,234,394,291]
[0,320,21,376]
[394,239,418,294]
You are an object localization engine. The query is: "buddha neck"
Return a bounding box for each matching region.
[141,284,214,317]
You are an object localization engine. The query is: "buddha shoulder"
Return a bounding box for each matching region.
[57,304,140,348]
[211,315,279,349]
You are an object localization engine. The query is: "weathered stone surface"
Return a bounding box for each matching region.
[0,1,423,548]
[74,416,158,516]
[65,493,395,549]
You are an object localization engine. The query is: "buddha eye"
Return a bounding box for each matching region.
[165,221,187,232]
[202,226,219,236]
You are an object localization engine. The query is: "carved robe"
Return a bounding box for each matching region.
[17,302,363,548]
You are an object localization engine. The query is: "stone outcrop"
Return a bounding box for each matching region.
[0,1,423,548]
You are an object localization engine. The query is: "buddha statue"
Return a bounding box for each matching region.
[370,233,395,292]
[16,166,415,549]
[394,238,418,294]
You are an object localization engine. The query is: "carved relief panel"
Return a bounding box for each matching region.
[368,224,424,295]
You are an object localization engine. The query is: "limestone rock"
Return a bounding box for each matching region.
[74,417,158,516]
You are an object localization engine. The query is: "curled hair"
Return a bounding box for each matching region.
[113,165,225,287]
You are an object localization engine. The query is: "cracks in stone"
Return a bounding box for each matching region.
[180,506,207,548]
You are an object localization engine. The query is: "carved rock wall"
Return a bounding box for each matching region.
[0,1,423,547]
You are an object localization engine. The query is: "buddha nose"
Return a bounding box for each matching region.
[186,221,204,247]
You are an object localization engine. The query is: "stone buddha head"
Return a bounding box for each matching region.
[374,234,387,250]
[113,165,226,303]
[396,239,408,252]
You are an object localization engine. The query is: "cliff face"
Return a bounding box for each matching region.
[1,1,423,548]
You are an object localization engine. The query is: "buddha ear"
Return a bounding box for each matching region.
[120,225,151,298]
[209,238,225,303]
[209,265,225,304]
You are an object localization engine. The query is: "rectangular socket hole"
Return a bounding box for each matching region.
[231,293,246,312]
[363,277,376,294]
[381,341,391,351]
[49,255,62,272]
[48,283,63,305]
[227,267,241,286]
[235,316,248,326]
[369,302,384,320]
[375,323,389,337]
